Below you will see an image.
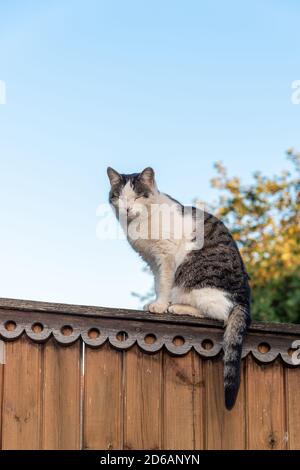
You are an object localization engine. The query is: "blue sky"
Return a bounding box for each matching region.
[0,0,299,309]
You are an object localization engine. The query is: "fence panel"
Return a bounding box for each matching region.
[0,343,4,449]
[42,339,81,449]
[124,346,162,450]
[246,357,287,450]
[2,337,42,450]
[286,368,300,450]
[162,349,198,449]
[205,358,247,449]
[83,343,123,450]
[0,299,299,451]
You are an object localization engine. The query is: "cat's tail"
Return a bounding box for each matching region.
[223,304,251,410]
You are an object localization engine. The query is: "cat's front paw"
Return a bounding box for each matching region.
[144,301,169,314]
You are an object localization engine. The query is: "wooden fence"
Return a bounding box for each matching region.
[0,298,299,450]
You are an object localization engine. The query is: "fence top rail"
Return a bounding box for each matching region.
[0,296,299,337]
[0,297,299,365]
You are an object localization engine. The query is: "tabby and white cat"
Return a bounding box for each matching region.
[107,166,251,410]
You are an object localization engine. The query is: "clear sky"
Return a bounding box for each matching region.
[0,0,299,309]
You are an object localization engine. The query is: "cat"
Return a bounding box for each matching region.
[107,166,251,410]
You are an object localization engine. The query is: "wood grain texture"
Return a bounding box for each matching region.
[0,298,300,450]
[42,338,81,449]
[246,357,287,450]
[1,337,42,449]
[124,346,162,450]
[83,343,123,450]
[204,358,246,449]
[286,367,300,449]
[191,352,205,450]
[0,347,4,449]
[1,297,300,337]
[1,301,299,368]
[162,349,202,450]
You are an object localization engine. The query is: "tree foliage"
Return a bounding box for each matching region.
[133,150,300,323]
[211,149,300,322]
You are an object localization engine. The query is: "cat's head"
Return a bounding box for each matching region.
[107,167,158,220]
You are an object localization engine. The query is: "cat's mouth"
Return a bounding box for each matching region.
[127,210,140,221]
[118,208,140,222]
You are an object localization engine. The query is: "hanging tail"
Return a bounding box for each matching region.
[223,305,251,410]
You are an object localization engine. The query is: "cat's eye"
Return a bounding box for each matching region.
[135,193,149,200]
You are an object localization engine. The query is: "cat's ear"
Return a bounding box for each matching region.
[107,167,122,186]
[139,167,155,187]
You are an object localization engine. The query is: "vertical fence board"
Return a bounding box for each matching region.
[124,346,162,449]
[2,337,42,449]
[83,343,123,450]
[246,357,287,450]
[205,358,246,449]
[286,368,300,449]
[192,352,205,450]
[163,350,196,450]
[42,339,81,449]
[0,349,4,449]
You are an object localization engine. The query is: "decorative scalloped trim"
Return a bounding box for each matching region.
[0,311,299,366]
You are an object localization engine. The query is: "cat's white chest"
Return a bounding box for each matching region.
[125,193,198,275]
[128,213,192,273]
